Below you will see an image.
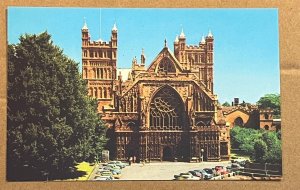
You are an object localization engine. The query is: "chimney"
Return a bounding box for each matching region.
[234,98,239,106]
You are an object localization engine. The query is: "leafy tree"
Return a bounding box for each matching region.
[230,126,262,154]
[222,101,231,107]
[7,32,107,181]
[231,126,281,164]
[253,140,267,163]
[257,93,280,117]
[262,132,282,164]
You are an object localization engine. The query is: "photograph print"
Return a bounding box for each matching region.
[7,7,281,181]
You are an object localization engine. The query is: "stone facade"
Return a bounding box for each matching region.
[222,99,281,132]
[82,23,230,162]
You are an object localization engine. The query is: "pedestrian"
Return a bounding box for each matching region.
[129,157,132,166]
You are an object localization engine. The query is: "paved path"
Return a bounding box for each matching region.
[119,161,231,180]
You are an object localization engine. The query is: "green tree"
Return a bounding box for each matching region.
[257,93,280,117]
[222,101,231,107]
[230,126,262,154]
[262,132,282,164]
[253,140,267,163]
[7,32,107,181]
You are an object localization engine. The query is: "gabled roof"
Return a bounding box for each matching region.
[147,47,183,73]
[222,106,252,116]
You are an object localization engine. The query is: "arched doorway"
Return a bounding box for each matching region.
[264,125,269,130]
[163,146,173,161]
[234,117,244,127]
[125,122,140,162]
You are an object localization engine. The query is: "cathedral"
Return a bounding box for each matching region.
[81,21,231,162]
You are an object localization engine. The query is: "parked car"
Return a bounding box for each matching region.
[107,163,121,169]
[93,176,113,181]
[98,171,113,177]
[174,172,201,180]
[104,166,122,174]
[215,166,228,175]
[188,171,202,178]
[181,172,201,180]
[96,169,110,175]
[226,165,232,173]
[111,170,121,179]
[108,161,127,168]
[194,169,214,180]
[231,163,244,171]
[231,158,250,166]
[111,168,122,175]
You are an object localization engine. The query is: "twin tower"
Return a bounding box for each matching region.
[81,21,215,113]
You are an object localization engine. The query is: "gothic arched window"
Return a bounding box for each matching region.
[99,87,102,98]
[103,87,107,98]
[94,87,98,98]
[157,58,176,74]
[150,86,185,130]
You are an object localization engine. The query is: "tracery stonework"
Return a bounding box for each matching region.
[82,23,230,162]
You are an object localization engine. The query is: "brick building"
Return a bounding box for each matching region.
[81,21,230,162]
[222,98,281,131]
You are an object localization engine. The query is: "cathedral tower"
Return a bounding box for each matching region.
[81,20,118,112]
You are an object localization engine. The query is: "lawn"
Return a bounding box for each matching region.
[72,162,96,181]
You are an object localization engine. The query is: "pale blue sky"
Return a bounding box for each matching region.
[8,7,280,104]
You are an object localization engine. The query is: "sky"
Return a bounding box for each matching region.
[7,7,280,104]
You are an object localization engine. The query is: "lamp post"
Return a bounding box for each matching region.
[201,148,204,162]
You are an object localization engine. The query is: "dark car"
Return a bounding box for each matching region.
[226,165,232,173]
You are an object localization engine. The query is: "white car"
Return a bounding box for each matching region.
[175,173,201,180]
[93,176,113,181]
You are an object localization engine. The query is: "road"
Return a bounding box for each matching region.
[90,161,232,180]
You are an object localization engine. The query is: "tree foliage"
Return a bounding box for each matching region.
[253,140,267,163]
[257,93,280,117]
[222,101,231,107]
[231,126,281,164]
[7,32,107,181]
[230,126,262,154]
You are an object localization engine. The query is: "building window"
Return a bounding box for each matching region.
[107,87,111,98]
[100,68,103,78]
[108,69,111,79]
[157,58,176,74]
[99,87,102,98]
[104,69,107,79]
[181,44,184,50]
[103,87,107,98]
[90,51,94,58]
[264,113,269,119]
[94,87,98,98]
[150,86,185,130]
[93,68,96,78]
[264,125,269,130]
[195,54,198,63]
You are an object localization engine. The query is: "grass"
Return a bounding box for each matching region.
[68,161,96,181]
